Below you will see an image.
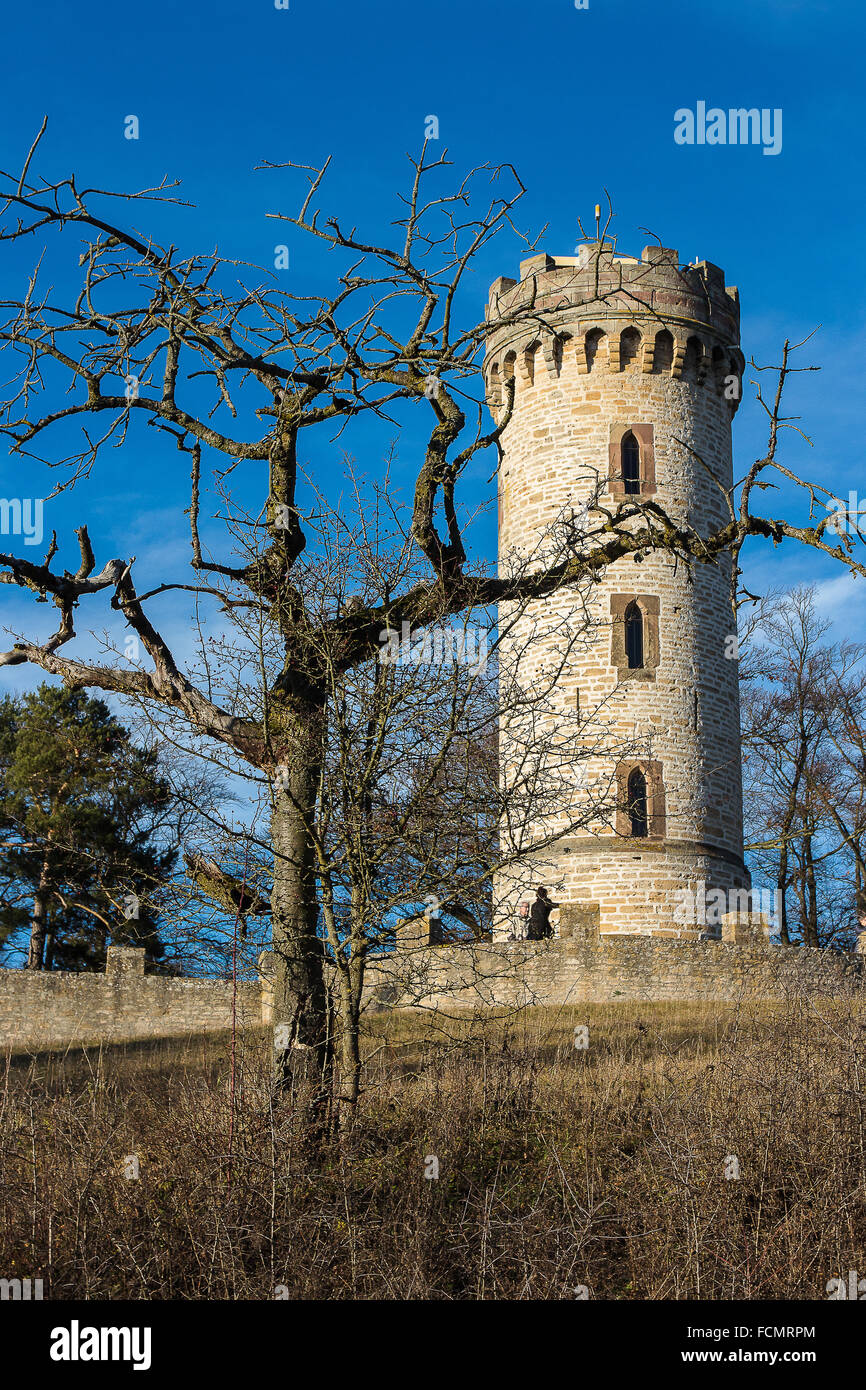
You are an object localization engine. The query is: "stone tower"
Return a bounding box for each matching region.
[485,241,749,936]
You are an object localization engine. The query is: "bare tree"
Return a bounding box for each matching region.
[741,587,866,946]
[285,473,646,1108]
[1,128,865,1091]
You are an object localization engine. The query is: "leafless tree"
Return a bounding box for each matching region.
[741,587,866,946]
[1,127,865,1091]
[278,470,648,1108]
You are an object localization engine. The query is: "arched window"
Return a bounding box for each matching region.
[625,602,644,669]
[524,341,541,386]
[627,768,648,838]
[684,336,702,380]
[622,431,640,494]
[620,326,641,369]
[585,328,605,371]
[653,329,674,373]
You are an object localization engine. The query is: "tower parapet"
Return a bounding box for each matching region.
[484,243,744,413]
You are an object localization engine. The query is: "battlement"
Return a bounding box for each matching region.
[487,241,738,335]
[484,241,742,403]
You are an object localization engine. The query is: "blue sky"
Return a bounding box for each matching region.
[1,0,865,689]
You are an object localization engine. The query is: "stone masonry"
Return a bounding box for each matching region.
[486,241,749,936]
[363,905,864,1013]
[0,946,265,1052]
[2,925,862,1052]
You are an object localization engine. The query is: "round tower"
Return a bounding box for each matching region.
[486,241,749,937]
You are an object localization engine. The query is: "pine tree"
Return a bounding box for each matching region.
[0,685,177,971]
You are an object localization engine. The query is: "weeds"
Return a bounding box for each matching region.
[0,998,863,1299]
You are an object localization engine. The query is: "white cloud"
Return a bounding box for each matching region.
[811,571,866,638]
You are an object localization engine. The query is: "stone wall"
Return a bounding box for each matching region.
[0,946,265,1053]
[4,915,861,1053]
[363,905,864,1014]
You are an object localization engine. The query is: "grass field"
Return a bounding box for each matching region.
[1,997,864,1299]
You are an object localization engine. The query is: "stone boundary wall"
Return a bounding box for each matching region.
[362,905,864,1014]
[2,911,862,1053]
[0,946,264,1053]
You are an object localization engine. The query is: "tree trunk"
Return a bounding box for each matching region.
[269,699,331,1099]
[335,935,365,1111]
[777,847,790,945]
[337,985,362,1109]
[26,859,52,970]
[855,839,866,929]
[802,833,820,947]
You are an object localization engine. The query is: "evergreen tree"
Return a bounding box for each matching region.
[0,685,178,970]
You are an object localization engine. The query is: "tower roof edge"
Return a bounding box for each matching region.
[486,241,740,346]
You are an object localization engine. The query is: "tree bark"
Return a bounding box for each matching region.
[335,903,366,1111]
[337,970,362,1110]
[26,858,52,970]
[855,839,866,926]
[777,846,790,945]
[802,832,820,947]
[269,697,331,1099]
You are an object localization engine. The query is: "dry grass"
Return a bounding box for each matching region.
[1,996,864,1299]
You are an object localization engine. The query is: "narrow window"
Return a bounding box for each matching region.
[653,330,674,373]
[585,328,605,371]
[620,327,641,369]
[625,602,644,670]
[628,768,648,838]
[684,336,702,379]
[622,431,640,495]
[524,342,540,386]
